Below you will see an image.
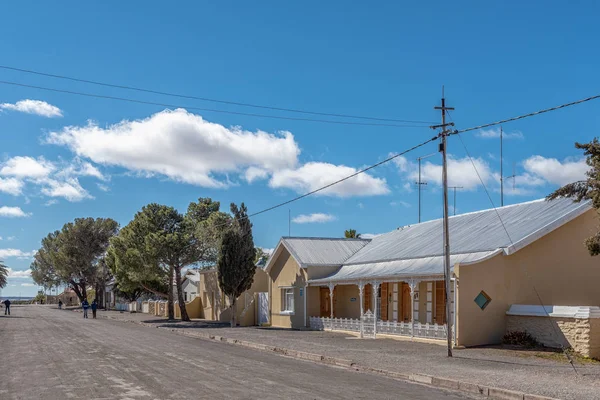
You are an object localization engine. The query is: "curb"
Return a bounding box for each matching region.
[99,314,560,400]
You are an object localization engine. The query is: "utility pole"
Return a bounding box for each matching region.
[449,186,463,216]
[500,126,504,207]
[415,153,436,223]
[432,90,455,358]
[288,209,291,236]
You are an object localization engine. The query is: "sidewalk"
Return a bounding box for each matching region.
[99,310,600,400]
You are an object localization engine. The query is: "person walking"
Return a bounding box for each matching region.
[82,298,89,319]
[3,299,11,315]
[58,300,63,310]
[91,298,98,319]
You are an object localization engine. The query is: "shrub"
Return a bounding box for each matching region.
[503,330,542,348]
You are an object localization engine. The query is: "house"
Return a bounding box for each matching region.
[182,269,200,302]
[196,266,269,326]
[264,198,600,357]
[56,288,81,307]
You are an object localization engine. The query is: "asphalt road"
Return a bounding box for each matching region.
[0,306,474,399]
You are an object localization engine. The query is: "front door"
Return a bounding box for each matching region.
[320,287,331,317]
[258,292,269,325]
[401,283,412,322]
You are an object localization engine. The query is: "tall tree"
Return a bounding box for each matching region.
[187,198,232,266]
[217,203,256,327]
[31,218,118,302]
[548,138,600,255]
[344,229,361,238]
[0,261,8,289]
[108,203,212,321]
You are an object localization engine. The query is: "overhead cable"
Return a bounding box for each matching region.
[0,65,434,124]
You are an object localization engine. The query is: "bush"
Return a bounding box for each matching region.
[503,331,542,348]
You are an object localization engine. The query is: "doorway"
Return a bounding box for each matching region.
[401,283,412,322]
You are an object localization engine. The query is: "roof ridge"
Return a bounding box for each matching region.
[282,236,371,241]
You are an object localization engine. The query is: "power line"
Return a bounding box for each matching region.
[249,135,439,218]
[452,93,600,135]
[0,80,429,129]
[207,135,439,234]
[450,120,578,373]
[0,65,434,124]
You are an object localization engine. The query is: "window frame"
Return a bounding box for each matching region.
[280,286,295,315]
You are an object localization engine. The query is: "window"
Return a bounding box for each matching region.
[474,290,491,310]
[281,288,294,313]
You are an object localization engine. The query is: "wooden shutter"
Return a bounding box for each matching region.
[435,281,446,324]
[364,284,372,313]
[380,283,389,321]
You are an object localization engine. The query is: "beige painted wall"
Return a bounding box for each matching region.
[334,284,361,319]
[198,267,269,325]
[268,248,307,329]
[457,209,600,347]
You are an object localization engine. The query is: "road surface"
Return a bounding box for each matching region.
[0,306,474,399]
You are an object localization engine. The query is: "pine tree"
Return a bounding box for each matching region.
[548,138,600,255]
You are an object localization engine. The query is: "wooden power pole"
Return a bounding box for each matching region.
[432,90,455,358]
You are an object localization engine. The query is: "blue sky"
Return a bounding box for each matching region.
[0,2,598,296]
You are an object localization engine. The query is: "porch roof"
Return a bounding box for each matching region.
[308,250,499,285]
[265,237,370,271]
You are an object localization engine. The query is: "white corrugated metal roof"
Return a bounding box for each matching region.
[280,237,370,267]
[309,198,591,284]
[345,198,590,265]
[309,251,499,284]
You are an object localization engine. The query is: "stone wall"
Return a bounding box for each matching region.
[507,315,600,358]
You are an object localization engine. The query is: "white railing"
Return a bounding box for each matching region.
[309,314,447,340]
[309,316,361,332]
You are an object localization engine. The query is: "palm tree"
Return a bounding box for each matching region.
[0,261,8,289]
[344,229,360,239]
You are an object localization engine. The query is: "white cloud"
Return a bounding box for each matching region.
[270,162,389,197]
[292,213,336,224]
[0,156,55,179]
[7,268,31,278]
[40,178,92,202]
[476,128,523,139]
[44,199,59,206]
[0,99,63,118]
[522,156,588,186]
[244,167,269,183]
[360,233,381,239]
[402,182,414,193]
[406,156,494,190]
[357,202,364,209]
[97,183,110,192]
[390,201,411,208]
[48,109,300,188]
[55,158,107,181]
[21,283,36,287]
[0,177,24,195]
[6,236,15,241]
[0,206,30,218]
[0,248,34,259]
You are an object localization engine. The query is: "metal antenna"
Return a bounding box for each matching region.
[415,153,436,222]
[448,186,463,216]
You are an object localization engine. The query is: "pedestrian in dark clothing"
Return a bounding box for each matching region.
[58,300,63,310]
[91,299,98,319]
[3,299,11,315]
[82,298,89,319]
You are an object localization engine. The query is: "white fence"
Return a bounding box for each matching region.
[114,301,142,313]
[309,313,448,340]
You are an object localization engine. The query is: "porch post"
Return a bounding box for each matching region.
[328,282,335,331]
[452,277,457,346]
[358,281,365,338]
[408,279,419,339]
[371,280,380,337]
